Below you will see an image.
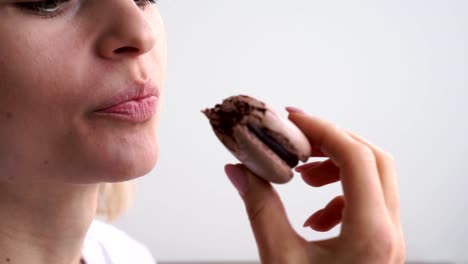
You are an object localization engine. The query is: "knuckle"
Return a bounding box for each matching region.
[383,151,396,162]
[360,144,376,159]
[246,200,267,223]
[353,144,376,164]
[339,143,376,170]
[320,123,340,145]
[356,225,403,264]
[382,151,397,166]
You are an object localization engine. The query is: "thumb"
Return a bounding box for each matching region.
[224,164,305,261]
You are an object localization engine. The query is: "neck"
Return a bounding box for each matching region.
[0,181,99,264]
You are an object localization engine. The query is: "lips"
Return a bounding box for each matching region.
[93,81,159,123]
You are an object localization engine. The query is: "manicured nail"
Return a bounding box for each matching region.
[303,209,324,228]
[295,161,323,172]
[285,106,307,114]
[225,164,248,195]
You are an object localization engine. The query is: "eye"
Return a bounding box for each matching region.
[135,0,159,9]
[15,0,72,17]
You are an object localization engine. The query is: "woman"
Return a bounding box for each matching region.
[0,0,405,263]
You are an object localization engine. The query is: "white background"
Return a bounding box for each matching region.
[116,0,468,262]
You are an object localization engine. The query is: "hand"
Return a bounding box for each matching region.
[224,108,406,264]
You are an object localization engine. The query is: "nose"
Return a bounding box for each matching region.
[96,3,157,59]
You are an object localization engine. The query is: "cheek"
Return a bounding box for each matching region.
[0,18,92,123]
[0,25,80,110]
[0,39,72,147]
[0,25,86,177]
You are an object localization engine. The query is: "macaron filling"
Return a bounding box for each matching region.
[247,124,299,168]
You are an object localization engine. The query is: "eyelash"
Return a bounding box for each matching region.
[136,0,159,9]
[15,0,159,18]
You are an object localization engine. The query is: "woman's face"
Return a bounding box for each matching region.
[0,0,167,184]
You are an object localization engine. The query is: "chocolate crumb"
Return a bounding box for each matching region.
[203,95,266,137]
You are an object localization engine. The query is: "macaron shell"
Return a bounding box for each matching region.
[231,124,294,184]
[208,117,294,184]
[256,107,312,161]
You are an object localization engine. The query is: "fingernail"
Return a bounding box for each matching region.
[225,164,248,195]
[285,106,307,114]
[295,161,322,172]
[303,209,324,228]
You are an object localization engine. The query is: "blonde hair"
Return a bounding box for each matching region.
[96,181,134,222]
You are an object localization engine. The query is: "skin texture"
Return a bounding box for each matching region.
[225,108,406,263]
[0,1,166,263]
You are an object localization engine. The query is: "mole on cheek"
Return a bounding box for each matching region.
[5,258,10,262]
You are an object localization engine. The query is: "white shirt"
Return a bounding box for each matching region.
[82,219,156,264]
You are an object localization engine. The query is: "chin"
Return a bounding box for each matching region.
[65,117,162,184]
[103,145,159,183]
[69,139,160,184]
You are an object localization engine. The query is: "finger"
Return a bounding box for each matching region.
[303,196,345,232]
[285,108,327,158]
[224,164,306,261]
[310,237,340,249]
[310,146,328,157]
[297,159,340,187]
[295,160,324,172]
[346,131,401,222]
[287,111,386,222]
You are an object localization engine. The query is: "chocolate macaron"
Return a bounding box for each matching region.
[203,95,311,183]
